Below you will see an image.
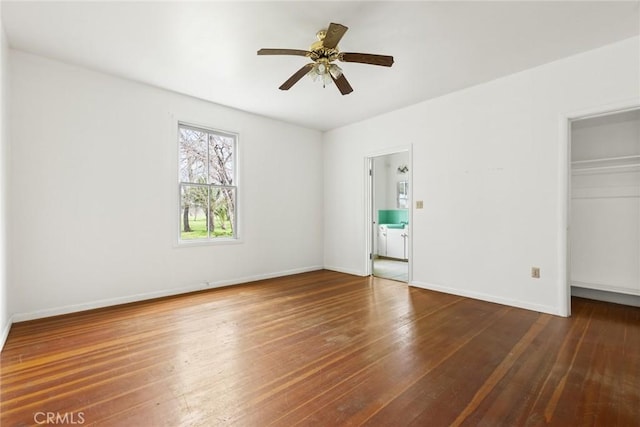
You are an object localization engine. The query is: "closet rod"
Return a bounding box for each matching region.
[572,164,640,173]
[571,154,640,165]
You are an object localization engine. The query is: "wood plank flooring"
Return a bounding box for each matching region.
[1,270,639,426]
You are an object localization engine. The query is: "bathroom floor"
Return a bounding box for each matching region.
[373,258,408,282]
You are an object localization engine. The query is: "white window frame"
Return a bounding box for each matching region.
[177,121,239,245]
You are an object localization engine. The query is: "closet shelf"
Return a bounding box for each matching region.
[572,155,640,173]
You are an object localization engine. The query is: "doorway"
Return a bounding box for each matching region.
[568,107,640,309]
[368,150,411,282]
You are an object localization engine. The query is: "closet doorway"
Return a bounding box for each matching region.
[369,150,411,283]
[569,107,640,308]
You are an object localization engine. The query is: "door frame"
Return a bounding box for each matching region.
[561,99,640,317]
[364,145,413,281]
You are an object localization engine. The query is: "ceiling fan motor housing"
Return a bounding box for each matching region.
[310,31,340,63]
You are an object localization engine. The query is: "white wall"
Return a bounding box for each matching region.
[0,9,10,347]
[373,156,386,213]
[572,111,640,160]
[9,51,323,320]
[373,152,410,216]
[324,36,640,315]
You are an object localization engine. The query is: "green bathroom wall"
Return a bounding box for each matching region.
[378,209,408,225]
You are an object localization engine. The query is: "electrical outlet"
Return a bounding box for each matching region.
[416,200,424,209]
[531,267,540,279]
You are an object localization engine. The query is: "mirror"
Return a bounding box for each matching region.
[397,181,408,208]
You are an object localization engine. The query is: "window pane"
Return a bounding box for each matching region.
[208,134,234,185]
[179,127,208,184]
[178,123,237,243]
[210,187,235,238]
[180,185,209,240]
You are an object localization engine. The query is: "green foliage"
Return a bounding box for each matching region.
[181,217,233,240]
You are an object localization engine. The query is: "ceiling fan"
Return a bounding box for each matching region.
[257,22,394,95]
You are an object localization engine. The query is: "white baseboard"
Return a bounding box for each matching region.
[0,314,13,352]
[572,286,640,307]
[323,265,367,277]
[571,280,640,297]
[410,280,563,316]
[12,265,324,323]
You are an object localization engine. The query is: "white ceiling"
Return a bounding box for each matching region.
[2,1,639,131]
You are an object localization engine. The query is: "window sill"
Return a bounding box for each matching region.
[175,238,243,248]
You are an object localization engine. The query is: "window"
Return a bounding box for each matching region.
[179,123,237,242]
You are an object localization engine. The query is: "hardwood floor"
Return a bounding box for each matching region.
[1,270,639,426]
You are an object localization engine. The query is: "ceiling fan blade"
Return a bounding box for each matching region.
[279,64,314,90]
[322,23,348,49]
[340,52,394,67]
[257,48,311,57]
[331,73,354,95]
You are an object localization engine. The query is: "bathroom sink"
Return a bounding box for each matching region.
[385,224,405,229]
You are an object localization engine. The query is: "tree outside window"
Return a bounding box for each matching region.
[179,123,237,241]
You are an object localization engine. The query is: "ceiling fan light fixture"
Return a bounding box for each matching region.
[329,63,343,79]
[307,62,335,88]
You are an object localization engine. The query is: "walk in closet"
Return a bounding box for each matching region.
[570,109,640,303]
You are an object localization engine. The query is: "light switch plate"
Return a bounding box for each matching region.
[416,200,424,209]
